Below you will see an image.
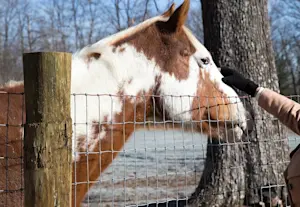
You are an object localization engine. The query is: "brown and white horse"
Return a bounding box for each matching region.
[0,1,247,206]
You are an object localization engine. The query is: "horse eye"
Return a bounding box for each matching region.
[201,58,210,65]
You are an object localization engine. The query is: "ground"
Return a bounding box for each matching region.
[80,129,299,207]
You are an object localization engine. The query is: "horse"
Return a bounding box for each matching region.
[0,1,248,206]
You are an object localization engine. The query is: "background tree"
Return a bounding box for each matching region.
[188,0,290,206]
[1,0,299,93]
[0,0,174,84]
[269,0,300,95]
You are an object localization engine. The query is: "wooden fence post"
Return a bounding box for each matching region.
[23,52,72,207]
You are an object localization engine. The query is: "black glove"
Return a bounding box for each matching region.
[220,67,259,97]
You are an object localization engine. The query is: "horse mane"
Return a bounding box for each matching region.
[99,17,169,46]
[74,7,174,59]
[96,4,176,47]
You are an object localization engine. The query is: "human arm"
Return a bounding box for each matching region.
[220,67,300,136]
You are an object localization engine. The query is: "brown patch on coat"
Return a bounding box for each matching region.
[112,0,195,81]
[88,52,101,60]
[112,46,126,53]
[191,70,233,139]
[119,47,126,53]
[0,82,25,207]
[86,53,101,64]
[72,88,155,206]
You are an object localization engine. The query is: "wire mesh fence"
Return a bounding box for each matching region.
[71,93,300,207]
[82,128,206,207]
[0,88,25,207]
[0,90,300,207]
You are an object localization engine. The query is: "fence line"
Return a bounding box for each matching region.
[70,93,299,207]
[0,72,300,206]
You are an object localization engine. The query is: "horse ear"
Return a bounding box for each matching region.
[162,3,175,18]
[163,0,190,33]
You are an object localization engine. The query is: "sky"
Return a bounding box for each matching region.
[157,0,275,17]
[157,0,200,12]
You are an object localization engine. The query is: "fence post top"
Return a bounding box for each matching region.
[22,51,72,56]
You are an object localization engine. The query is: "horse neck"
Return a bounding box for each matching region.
[70,42,163,159]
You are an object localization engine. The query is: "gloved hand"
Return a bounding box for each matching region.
[220,67,259,97]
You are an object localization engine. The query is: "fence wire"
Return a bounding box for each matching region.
[71,93,300,207]
[0,91,25,207]
[1,91,300,207]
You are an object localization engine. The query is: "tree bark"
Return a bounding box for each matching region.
[188,138,246,207]
[188,0,290,206]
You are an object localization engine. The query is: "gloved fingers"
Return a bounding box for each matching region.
[221,76,236,88]
[220,67,235,76]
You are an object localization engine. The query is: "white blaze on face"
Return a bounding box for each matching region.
[157,58,199,121]
[183,26,247,132]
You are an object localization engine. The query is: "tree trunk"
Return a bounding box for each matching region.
[188,138,246,207]
[188,0,290,206]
